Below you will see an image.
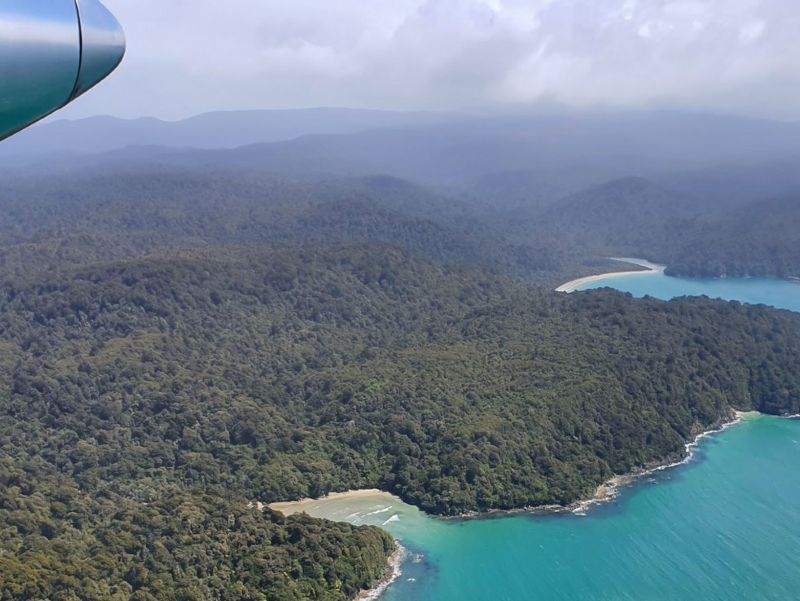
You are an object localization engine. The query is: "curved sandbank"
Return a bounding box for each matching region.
[269,489,403,516]
[556,257,666,293]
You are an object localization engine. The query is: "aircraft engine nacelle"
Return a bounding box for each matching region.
[0,0,125,141]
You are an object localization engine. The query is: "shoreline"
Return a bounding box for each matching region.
[449,410,757,519]
[268,489,403,515]
[267,410,766,599]
[355,544,405,601]
[556,257,666,293]
[567,410,757,515]
[269,411,759,523]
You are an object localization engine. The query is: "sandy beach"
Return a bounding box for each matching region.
[265,411,764,597]
[270,490,406,601]
[556,257,666,293]
[269,489,402,516]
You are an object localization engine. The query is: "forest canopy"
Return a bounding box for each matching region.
[1,167,799,599]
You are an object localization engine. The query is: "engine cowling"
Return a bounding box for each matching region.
[0,0,125,141]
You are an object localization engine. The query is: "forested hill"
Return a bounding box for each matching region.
[3,157,800,284]
[0,169,562,283]
[2,154,800,600]
[489,175,800,280]
[662,196,800,278]
[7,108,800,281]
[504,177,697,255]
[2,241,800,598]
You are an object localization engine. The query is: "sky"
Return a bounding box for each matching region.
[63,0,800,121]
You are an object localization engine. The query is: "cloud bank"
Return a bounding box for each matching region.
[64,0,800,120]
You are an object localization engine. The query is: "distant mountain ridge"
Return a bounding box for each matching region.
[4,109,800,280]
[0,107,455,160]
[7,110,800,191]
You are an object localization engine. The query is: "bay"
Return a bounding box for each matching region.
[282,274,800,601]
[575,271,800,312]
[282,416,800,601]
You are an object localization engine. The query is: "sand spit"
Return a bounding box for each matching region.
[556,257,666,293]
[268,489,402,516]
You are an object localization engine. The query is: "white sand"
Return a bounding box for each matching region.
[556,257,666,293]
[269,489,402,516]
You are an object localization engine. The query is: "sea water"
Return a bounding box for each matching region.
[298,416,800,601]
[576,272,800,313]
[299,277,800,601]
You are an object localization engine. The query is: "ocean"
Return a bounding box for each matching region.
[289,274,800,601]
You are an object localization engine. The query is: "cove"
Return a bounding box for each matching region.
[277,272,800,601]
[574,269,800,313]
[278,416,800,601]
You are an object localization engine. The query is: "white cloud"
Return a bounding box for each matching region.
[739,20,766,44]
[61,0,800,120]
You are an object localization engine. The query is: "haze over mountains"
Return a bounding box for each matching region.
[8,109,800,190]
[4,108,800,280]
[0,108,454,158]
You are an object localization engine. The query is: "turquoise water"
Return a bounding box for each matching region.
[392,416,800,601]
[300,417,800,601]
[576,272,800,312]
[298,276,800,601]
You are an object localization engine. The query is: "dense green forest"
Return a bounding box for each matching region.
[495,177,800,279]
[0,469,393,601]
[1,165,799,599]
[662,196,800,278]
[0,170,561,283]
[2,242,800,598]
[2,166,798,284]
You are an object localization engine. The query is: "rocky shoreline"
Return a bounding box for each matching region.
[354,544,405,601]
[449,410,756,520]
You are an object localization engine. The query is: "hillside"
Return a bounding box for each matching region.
[2,132,800,600]
[491,175,800,280]
[2,241,800,599]
[490,177,694,262]
[664,196,800,278]
[0,169,564,283]
[7,109,800,283]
